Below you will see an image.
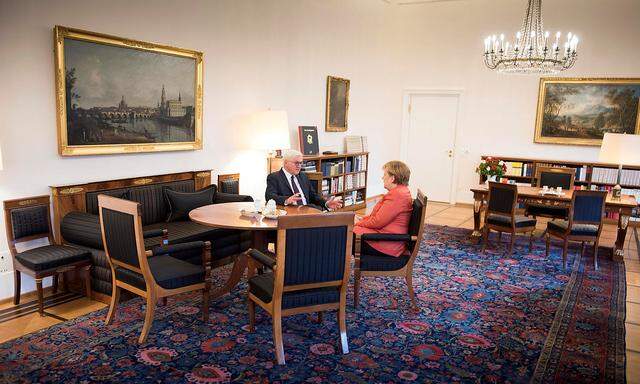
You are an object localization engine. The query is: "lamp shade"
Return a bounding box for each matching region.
[598,133,640,165]
[249,110,290,151]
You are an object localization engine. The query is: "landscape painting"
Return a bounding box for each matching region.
[54,26,203,156]
[534,78,640,146]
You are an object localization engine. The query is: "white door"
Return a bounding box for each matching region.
[405,93,459,203]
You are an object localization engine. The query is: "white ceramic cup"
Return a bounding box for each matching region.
[556,186,562,194]
[542,185,549,193]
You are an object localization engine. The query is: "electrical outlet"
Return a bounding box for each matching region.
[0,253,12,273]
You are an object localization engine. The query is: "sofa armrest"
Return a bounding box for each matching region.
[143,229,168,242]
[214,192,253,204]
[148,241,205,256]
[60,211,103,249]
[246,248,276,269]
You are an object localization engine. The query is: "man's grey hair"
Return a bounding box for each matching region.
[282,149,303,161]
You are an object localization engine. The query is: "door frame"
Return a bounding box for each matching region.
[400,88,464,204]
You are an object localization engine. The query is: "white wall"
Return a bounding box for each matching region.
[1,0,639,299]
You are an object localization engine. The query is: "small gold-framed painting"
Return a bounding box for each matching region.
[54,26,203,156]
[325,76,350,132]
[534,77,640,146]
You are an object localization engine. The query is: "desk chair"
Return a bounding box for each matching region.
[545,190,607,270]
[481,182,537,255]
[245,212,354,365]
[98,195,211,343]
[525,166,576,220]
[3,195,91,319]
[353,189,428,310]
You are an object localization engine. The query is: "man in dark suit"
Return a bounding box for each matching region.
[266,149,343,210]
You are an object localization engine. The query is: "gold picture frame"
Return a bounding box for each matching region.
[325,76,350,132]
[54,26,203,156]
[534,77,640,146]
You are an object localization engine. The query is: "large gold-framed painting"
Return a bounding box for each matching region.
[325,76,350,132]
[534,78,640,146]
[54,26,203,156]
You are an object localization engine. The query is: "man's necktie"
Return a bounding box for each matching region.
[291,175,301,205]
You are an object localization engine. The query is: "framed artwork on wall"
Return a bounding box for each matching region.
[53,26,203,156]
[325,75,350,132]
[534,77,640,146]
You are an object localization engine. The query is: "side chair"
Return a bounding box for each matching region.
[245,212,354,365]
[353,189,428,310]
[481,182,537,255]
[3,195,91,319]
[546,190,607,270]
[97,194,212,343]
[525,166,576,221]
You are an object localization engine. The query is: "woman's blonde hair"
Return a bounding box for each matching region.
[383,161,410,186]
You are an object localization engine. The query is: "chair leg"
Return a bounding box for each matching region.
[481,227,489,253]
[406,271,418,310]
[13,270,21,305]
[316,312,323,324]
[581,241,585,257]
[498,231,502,242]
[36,278,44,316]
[593,240,600,271]
[139,294,157,344]
[508,233,515,256]
[248,300,255,332]
[161,297,168,306]
[545,233,550,257]
[353,269,361,308]
[273,314,285,365]
[52,274,59,294]
[105,285,121,325]
[83,266,91,299]
[61,272,69,293]
[562,239,569,269]
[338,304,349,354]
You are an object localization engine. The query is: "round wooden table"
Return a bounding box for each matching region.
[189,202,321,298]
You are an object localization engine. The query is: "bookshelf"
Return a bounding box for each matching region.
[479,155,640,224]
[268,152,369,211]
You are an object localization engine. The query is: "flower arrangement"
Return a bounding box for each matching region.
[476,157,507,178]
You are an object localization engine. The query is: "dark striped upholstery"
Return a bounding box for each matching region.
[16,245,90,271]
[114,254,205,290]
[164,185,216,222]
[360,254,410,271]
[573,194,606,222]
[219,179,239,194]
[61,211,103,249]
[525,204,569,219]
[249,273,340,308]
[540,172,573,190]
[85,189,130,215]
[10,205,49,240]
[101,208,139,268]
[486,214,537,228]
[129,180,195,225]
[283,226,347,286]
[547,220,599,236]
[487,185,516,214]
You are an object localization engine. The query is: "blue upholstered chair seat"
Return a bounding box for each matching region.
[16,245,90,271]
[248,273,340,309]
[526,204,569,218]
[115,254,205,290]
[360,254,410,271]
[486,214,536,228]
[547,220,599,236]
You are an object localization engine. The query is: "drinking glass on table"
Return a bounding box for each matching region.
[542,185,549,194]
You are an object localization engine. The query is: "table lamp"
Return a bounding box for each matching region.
[598,133,640,198]
[250,110,290,157]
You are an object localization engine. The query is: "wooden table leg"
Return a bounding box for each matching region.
[471,196,483,242]
[613,212,630,261]
[210,230,270,299]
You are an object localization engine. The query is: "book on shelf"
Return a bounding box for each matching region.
[345,136,363,153]
[298,126,319,155]
[302,160,317,173]
[321,160,344,177]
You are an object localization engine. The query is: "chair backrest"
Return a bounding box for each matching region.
[98,194,150,279]
[407,189,428,254]
[486,182,518,217]
[535,166,575,190]
[274,212,354,296]
[3,195,53,256]
[305,172,323,194]
[217,173,240,194]
[569,190,607,228]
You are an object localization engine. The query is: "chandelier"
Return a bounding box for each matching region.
[483,0,578,74]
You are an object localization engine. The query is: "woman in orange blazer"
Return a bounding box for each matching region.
[354,161,413,257]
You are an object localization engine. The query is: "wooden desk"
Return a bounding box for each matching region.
[189,202,321,298]
[470,185,638,260]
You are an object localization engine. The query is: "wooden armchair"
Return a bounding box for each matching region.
[245,212,354,365]
[481,182,537,255]
[353,189,428,310]
[97,195,211,343]
[546,190,607,270]
[3,195,91,319]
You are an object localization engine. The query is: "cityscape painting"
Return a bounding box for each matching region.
[534,78,640,146]
[54,26,203,156]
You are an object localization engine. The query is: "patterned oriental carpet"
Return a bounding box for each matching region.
[0,225,626,383]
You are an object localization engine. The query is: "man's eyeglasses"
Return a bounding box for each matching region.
[288,161,303,166]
